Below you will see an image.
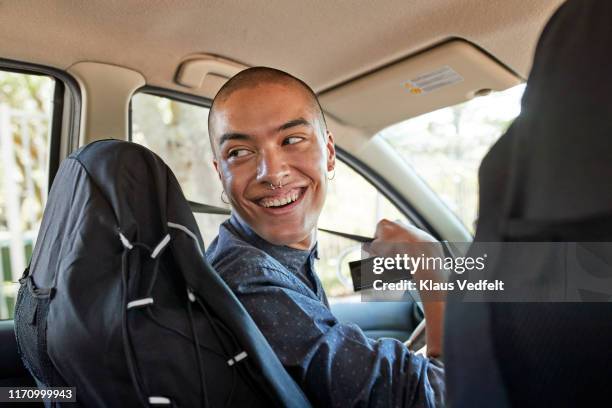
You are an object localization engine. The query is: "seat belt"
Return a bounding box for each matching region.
[188,201,374,242]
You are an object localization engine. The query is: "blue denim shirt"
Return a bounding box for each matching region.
[206,214,445,407]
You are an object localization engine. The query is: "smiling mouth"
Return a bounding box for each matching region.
[257,187,305,208]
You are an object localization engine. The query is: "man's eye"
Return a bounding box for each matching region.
[228,149,251,158]
[283,136,304,146]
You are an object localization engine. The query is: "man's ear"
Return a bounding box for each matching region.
[326,130,336,171]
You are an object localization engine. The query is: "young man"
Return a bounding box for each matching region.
[206,67,445,407]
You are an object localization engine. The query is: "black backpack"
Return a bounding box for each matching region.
[14,139,310,407]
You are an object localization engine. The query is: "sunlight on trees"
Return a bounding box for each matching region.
[380,84,525,232]
[0,72,53,318]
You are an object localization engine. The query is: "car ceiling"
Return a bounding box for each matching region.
[1,0,563,97]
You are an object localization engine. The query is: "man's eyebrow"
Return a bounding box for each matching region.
[219,132,251,146]
[277,118,312,132]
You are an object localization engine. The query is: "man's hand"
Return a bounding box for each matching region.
[365,219,446,358]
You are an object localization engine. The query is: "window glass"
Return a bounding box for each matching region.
[317,160,408,300]
[0,72,55,319]
[378,84,525,232]
[131,93,229,243]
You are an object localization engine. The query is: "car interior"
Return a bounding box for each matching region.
[0,0,567,404]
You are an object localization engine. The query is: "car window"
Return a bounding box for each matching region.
[0,71,55,320]
[130,93,229,243]
[317,160,407,300]
[378,84,526,233]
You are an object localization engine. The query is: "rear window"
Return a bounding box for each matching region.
[0,71,55,319]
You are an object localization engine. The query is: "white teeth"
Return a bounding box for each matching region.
[261,190,301,208]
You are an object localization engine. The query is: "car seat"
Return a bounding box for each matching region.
[14,139,311,407]
[445,1,612,406]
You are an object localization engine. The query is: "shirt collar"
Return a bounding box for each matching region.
[228,213,318,273]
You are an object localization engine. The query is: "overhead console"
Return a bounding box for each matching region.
[318,39,522,133]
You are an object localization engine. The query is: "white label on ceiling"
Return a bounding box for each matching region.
[403,66,463,95]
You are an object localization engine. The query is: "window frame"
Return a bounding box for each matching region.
[0,58,82,185]
[0,58,81,320]
[129,86,441,239]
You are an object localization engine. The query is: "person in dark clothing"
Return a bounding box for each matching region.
[445,0,612,406]
[205,67,446,407]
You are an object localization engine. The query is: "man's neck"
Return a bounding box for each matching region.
[286,229,317,251]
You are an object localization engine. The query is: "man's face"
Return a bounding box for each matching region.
[210,82,335,250]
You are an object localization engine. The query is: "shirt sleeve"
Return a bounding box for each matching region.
[220,263,445,408]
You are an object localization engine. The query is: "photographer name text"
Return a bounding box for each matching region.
[373,279,505,292]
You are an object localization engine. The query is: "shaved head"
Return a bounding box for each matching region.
[205,66,336,249]
[208,67,327,153]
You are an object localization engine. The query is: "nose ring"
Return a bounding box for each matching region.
[269,180,283,190]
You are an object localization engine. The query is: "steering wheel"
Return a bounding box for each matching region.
[404,318,427,352]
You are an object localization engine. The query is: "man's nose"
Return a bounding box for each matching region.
[256,150,290,186]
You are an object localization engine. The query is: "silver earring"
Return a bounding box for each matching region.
[221,190,230,204]
[328,168,335,180]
